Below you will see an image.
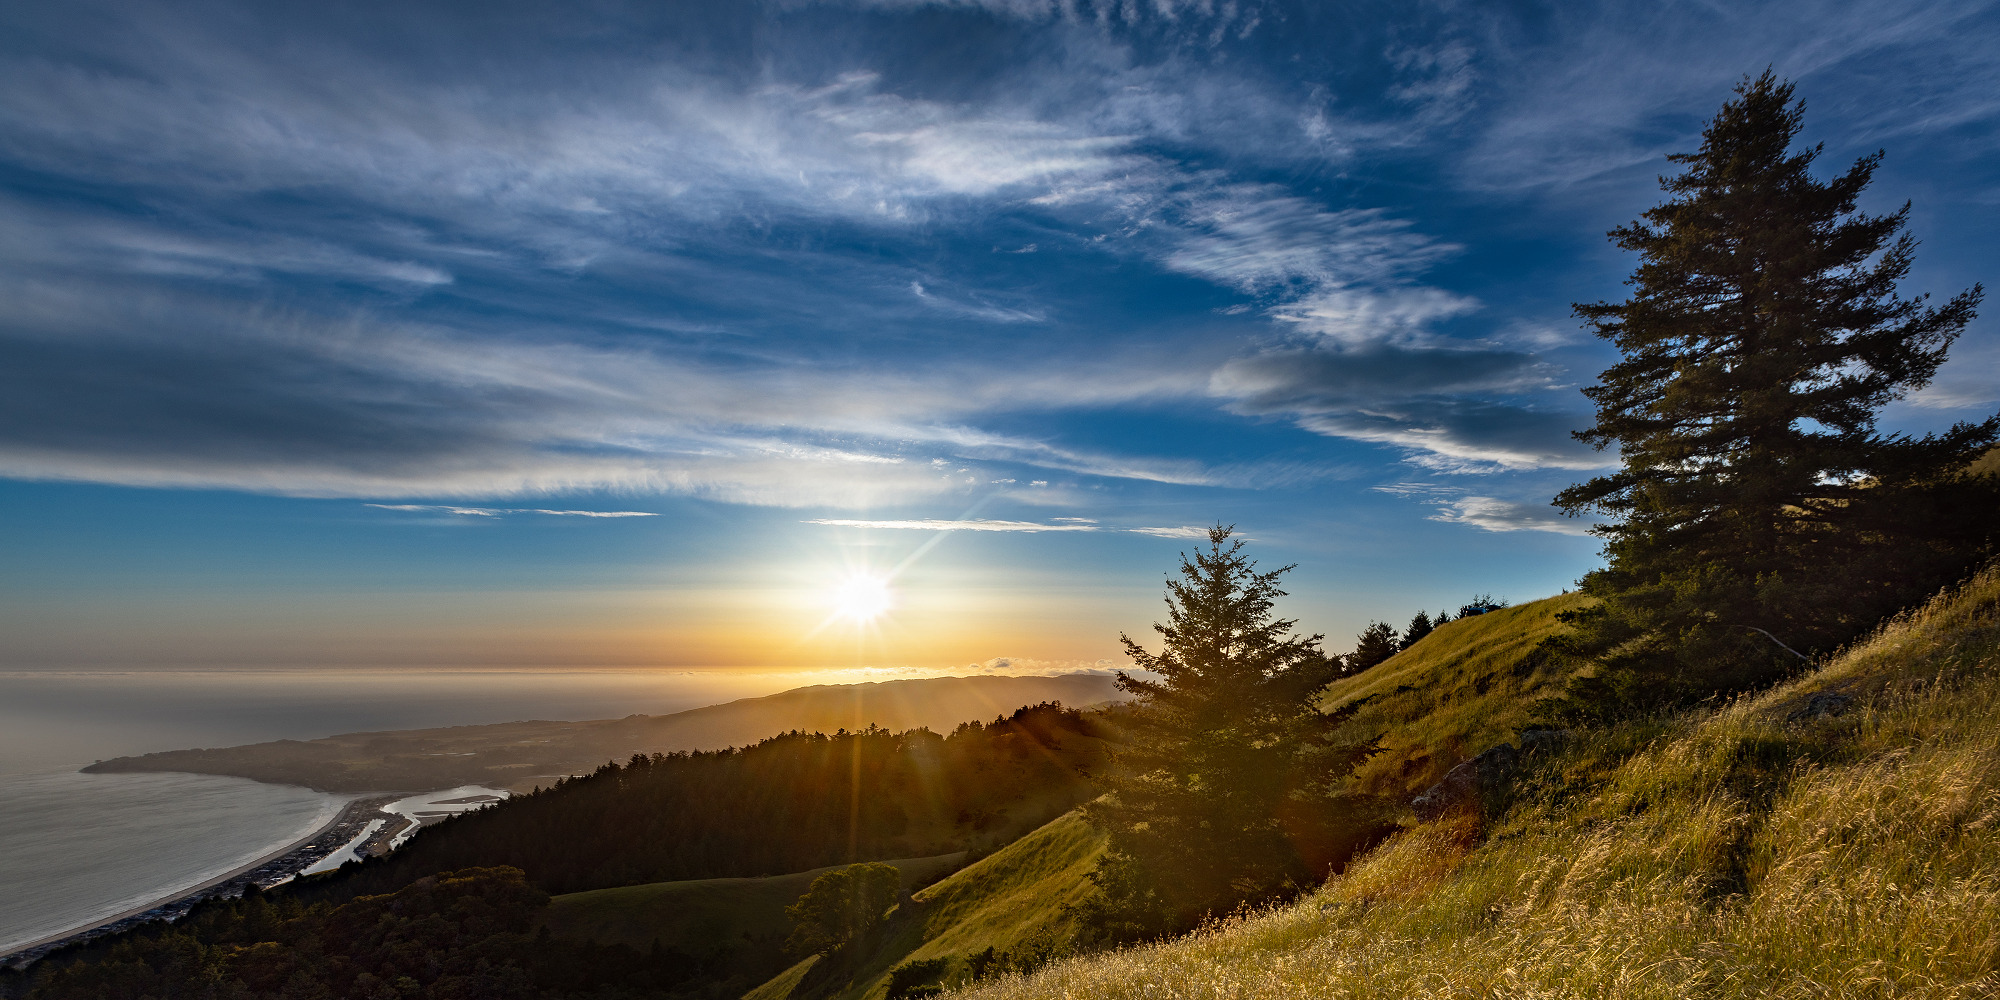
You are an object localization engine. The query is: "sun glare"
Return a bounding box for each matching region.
[832,573,894,623]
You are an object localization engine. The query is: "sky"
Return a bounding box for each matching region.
[2,0,1997,678]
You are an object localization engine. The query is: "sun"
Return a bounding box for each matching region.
[831,572,894,623]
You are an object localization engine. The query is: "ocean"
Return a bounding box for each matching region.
[0,667,797,955]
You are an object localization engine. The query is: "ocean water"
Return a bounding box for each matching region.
[0,771,345,954]
[0,667,796,956]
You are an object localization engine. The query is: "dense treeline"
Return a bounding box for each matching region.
[317,702,1112,898]
[10,868,727,1000]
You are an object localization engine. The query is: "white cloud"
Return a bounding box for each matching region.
[1160,188,1458,294]
[365,504,657,517]
[806,518,1099,531]
[1124,525,1209,538]
[1269,287,1480,346]
[1371,483,1601,536]
[909,280,1048,324]
[963,656,1124,677]
[803,517,1207,536]
[1426,495,1598,536]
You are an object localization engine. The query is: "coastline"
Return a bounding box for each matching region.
[1,792,396,967]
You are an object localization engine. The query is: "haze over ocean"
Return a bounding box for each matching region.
[0,667,798,954]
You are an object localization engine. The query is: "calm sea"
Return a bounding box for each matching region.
[0,667,795,955]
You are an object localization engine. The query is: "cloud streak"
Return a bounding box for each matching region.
[365,504,658,518]
[1373,483,1603,536]
[804,518,1207,537]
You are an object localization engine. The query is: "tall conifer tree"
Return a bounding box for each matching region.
[1087,526,1381,938]
[1554,72,1997,705]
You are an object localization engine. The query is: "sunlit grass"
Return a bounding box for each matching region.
[953,561,2000,1000]
[1321,592,1593,800]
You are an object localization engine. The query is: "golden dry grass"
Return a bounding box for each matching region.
[952,562,2000,1000]
[1322,592,1592,800]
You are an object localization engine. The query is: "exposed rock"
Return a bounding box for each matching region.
[1412,743,1517,821]
[1409,729,1571,822]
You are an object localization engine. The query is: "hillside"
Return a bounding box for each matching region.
[1321,592,1590,799]
[308,702,1113,897]
[748,808,1109,1000]
[537,854,966,991]
[950,558,2000,999]
[83,673,1126,792]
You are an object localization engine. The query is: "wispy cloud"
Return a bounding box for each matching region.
[1210,345,1607,472]
[0,0,1989,514]
[1426,495,1597,536]
[909,281,1048,323]
[806,517,1097,531]
[962,656,1123,677]
[1372,483,1602,536]
[804,517,1206,536]
[365,504,657,518]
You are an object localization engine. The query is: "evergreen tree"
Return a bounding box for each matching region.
[784,863,902,956]
[1554,72,1998,708]
[1087,526,1382,939]
[1345,621,1402,674]
[1401,610,1435,649]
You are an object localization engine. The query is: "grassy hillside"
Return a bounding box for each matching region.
[1322,591,1591,799]
[953,558,2000,1000]
[750,808,1109,1000]
[536,854,963,984]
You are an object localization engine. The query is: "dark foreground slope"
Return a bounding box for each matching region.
[953,560,2000,1000]
[84,673,1125,792]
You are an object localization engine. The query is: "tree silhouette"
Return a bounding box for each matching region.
[1087,526,1382,938]
[1554,71,1998,708]
[784,863,902,956]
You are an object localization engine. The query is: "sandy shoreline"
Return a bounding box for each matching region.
[3,794,378,958]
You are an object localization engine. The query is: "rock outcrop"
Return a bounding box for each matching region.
[1411,729,1569,821]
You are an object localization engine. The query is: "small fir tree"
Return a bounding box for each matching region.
[1401,610,1435,649]
[1345,621,1402,674]
[1554,72,1998,709]
[1087,526,1382,939]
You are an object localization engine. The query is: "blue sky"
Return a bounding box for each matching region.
[2,0,1996,675]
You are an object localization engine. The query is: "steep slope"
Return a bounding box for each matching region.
[953,559,2000,1000]
[86,672,1126,792]
[750,808,1108,1000]
[1321,591,1590,799]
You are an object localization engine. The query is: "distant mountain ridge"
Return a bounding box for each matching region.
[84,672,1128,793]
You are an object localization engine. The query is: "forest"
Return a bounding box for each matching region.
[319,702,1114,898]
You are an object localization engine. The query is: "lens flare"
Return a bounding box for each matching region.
[832,573,893,623]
